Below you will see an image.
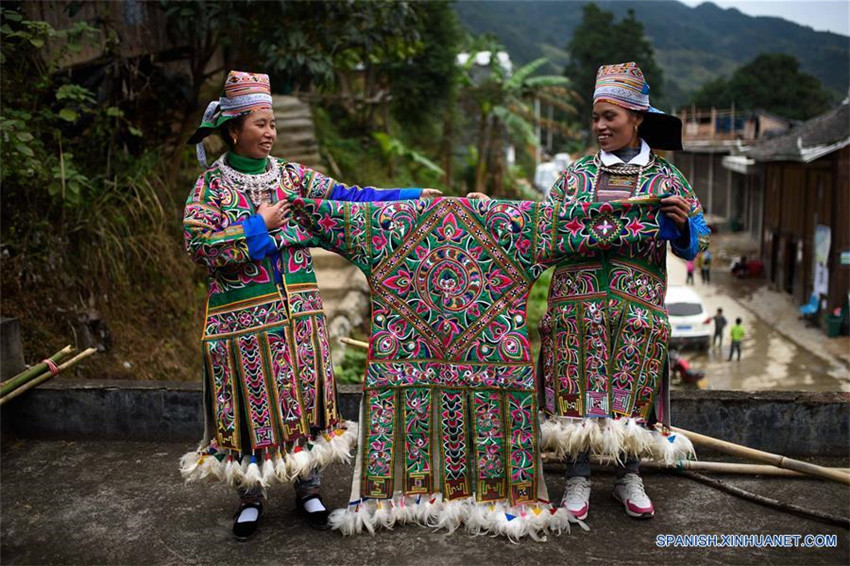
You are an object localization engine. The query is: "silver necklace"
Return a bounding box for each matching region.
[216,153,281,207]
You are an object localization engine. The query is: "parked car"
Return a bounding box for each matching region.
[665,285,712,350]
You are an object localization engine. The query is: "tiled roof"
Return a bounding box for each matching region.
[744,102,850,162]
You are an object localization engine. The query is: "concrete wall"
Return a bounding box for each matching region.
[2,380,847,457]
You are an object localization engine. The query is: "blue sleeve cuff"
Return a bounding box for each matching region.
[400,188,422,200]
[661,213,707,260]
[242,214,277,260]
[329,184,421,202]
[658,214,680,241]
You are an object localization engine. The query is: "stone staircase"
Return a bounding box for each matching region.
[272,95,369,364]
[272,95,323,171]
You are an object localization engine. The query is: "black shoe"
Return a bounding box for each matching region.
[296,494,331,530]
[232,501,264,542]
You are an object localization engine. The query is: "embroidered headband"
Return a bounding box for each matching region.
[593,61,650,111]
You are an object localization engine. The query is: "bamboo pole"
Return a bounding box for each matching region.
[667,425,850,486]
[0,345,73,396]
[541,452,850,477]
[340,337,369,350]
[0,348,96,406]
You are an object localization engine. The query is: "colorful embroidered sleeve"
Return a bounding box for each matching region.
[658,162,710,260]
[289,161,421,201]
[183,173,255,268]
[184,173,315,268]
[532,199,663,269]
[289,197,373,275]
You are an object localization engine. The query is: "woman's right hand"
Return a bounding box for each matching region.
[258,200,291,230]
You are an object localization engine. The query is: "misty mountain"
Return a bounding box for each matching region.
[454,0,849,110]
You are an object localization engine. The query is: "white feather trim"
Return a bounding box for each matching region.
[284,446,314,480]
[242,458,265,491]
[373,500,394,530]
[274,452,290,483]
[651,429,696,465]
[261,454,276,486]
[329,507,358,536]
[549,506,590,533]
[598,418,626,462]
[328,492,577,541]
[195,454,219,482]
[621,418,655,459]
[328,427,357,465]
[224,456,239,489]
[308,440,333,470]
[392,495,414,525]
[209,455,226,482]
[178,451,202,483]
[539,419,560,452]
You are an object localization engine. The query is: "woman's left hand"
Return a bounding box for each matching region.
[465,192,490,200]
[661,195,689,230]
[421,188,442,198]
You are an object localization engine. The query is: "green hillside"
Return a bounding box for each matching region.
[454,0,849,110]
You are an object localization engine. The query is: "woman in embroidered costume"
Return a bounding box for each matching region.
[179,70,440,540]
[538,62,710,521]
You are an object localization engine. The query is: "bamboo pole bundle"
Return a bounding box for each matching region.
[667,425,850,486]
[541,452,850,477]
[0,348,97,406]
[0,345,74,396]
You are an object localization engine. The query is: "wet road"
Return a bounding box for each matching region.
[667,257,847,392]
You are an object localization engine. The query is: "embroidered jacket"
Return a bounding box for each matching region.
[293,196,665,528]
[539,153,710,429]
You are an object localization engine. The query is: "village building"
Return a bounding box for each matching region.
[740,101,850,329]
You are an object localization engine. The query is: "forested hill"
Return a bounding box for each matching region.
[454,0,849,109]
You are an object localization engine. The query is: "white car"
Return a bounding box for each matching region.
[665,285,712,350]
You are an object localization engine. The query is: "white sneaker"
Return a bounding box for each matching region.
[561,476,591,520]
[613,473,654,518]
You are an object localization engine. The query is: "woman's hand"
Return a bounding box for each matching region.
[465,192,490,200]
[258,200,291,230]
[421,188,442,198]
[661,195,689,230]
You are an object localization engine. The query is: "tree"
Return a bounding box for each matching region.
[564,4,666,116]
[388,0,461,129]
[688,53,833,120]
[243,0,432,131]
[458,40,575,196]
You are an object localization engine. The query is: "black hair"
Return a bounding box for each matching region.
[735,318,742,324]
[629,109,646,125]
[217,114,247,151]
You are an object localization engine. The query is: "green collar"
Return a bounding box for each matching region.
[226,152,269,174]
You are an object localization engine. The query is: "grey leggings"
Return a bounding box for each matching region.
[565,450,640,479]
[239,467,321,502]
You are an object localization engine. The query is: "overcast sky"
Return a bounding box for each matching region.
[679,0,849,36]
